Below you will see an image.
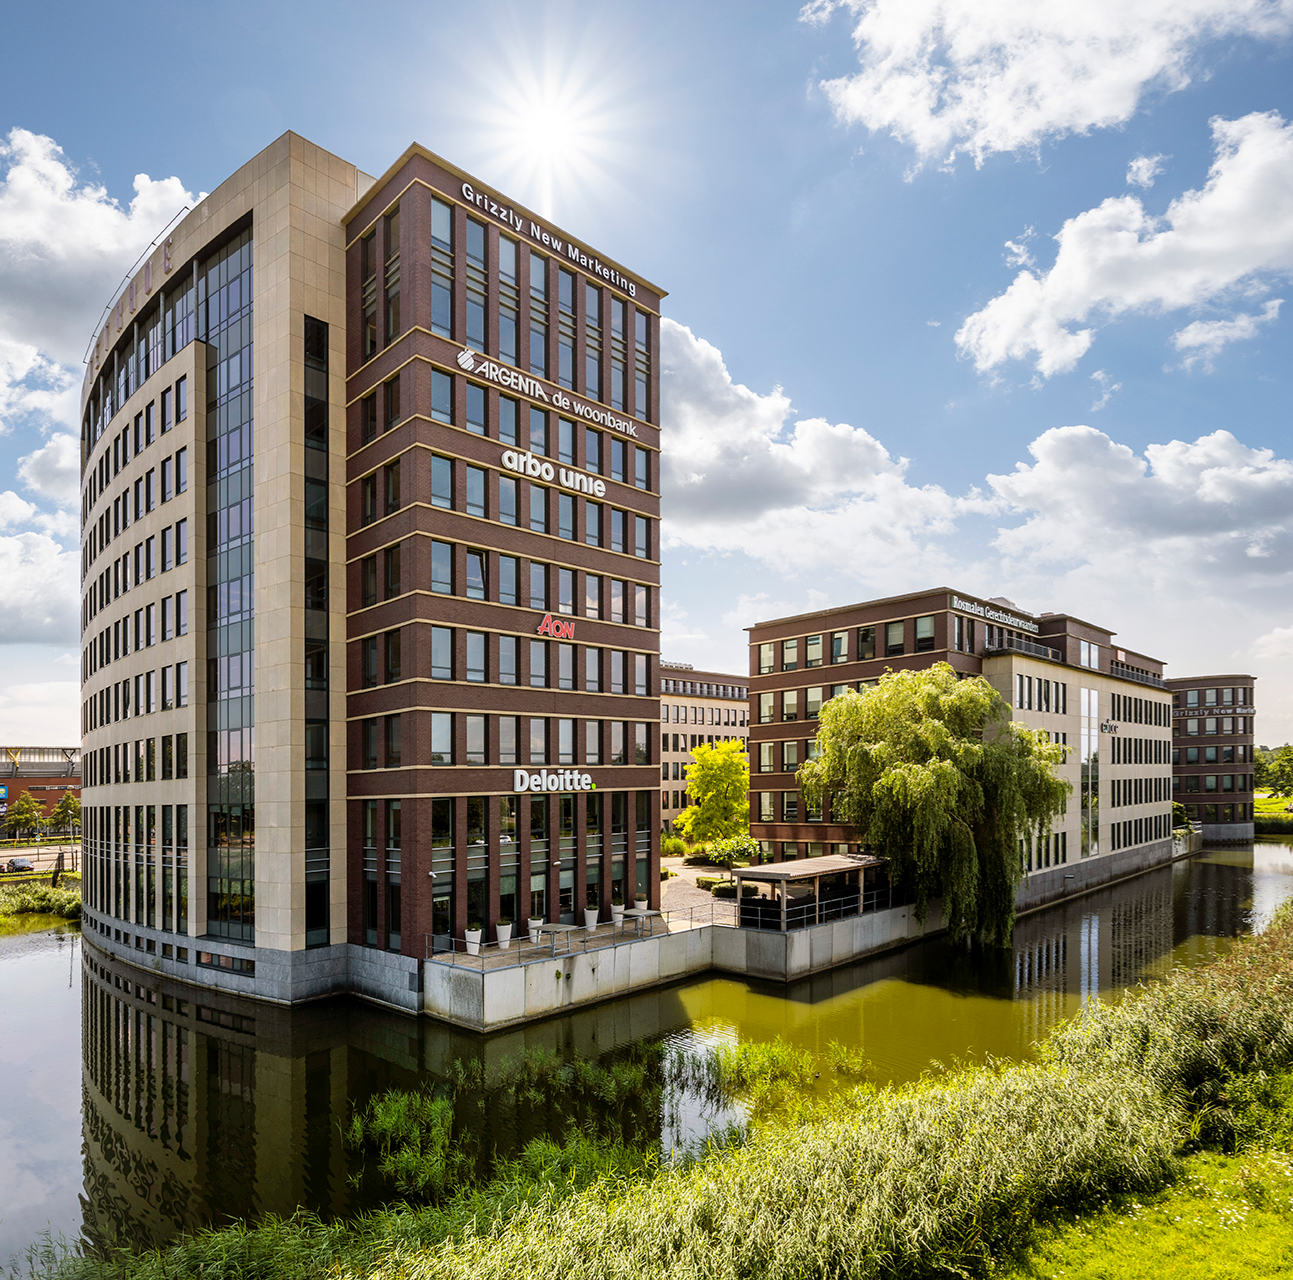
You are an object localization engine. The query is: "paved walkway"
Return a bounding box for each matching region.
[661,855,733,913]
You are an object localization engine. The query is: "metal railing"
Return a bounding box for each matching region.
[738,887,900,932]
[1110,663,1166,689]
[985,634,1061,662]
[423,900,739,970]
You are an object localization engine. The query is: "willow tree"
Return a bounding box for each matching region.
[799,662,1069,945]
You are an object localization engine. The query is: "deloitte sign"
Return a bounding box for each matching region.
[514,769,596,793]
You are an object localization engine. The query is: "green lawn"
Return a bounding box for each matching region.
[1256,789,1293,817]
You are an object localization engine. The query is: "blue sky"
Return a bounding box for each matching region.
[1,0,1291,741]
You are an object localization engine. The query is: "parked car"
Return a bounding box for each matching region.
[5,857,34,874]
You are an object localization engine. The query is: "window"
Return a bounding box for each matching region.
[162,596,173,641]
[858,626,876,661]
[610,508,625,553]
[585,721,602,764]
[634,515,649,559]
[385,715,402,768]
[830,632,848,664]
[585,501,601,546]
[885,621,904,657]
[361,394,377,444]
[499,475,517,525]
[465,549,486,600]
[585,574,601,619]
[177,591,187,637]
[161,667,173,712]
[635,446,649,490]
[465,382,485,435]
[805,635,822,667]
[806,687,822,718]
[499,716,519,764]
[362,636,378,688]
[362,556,377,607]
[176,519,187,565]
[529,561,547,610]
[635,653,648,696]
[559,642,575,690]
[430,198,453,337]
[361,474,377,525]
[466,465,486,517]
[529,253,548,378]
[145,468,156,511]
[385,545,401,599]
[558,567,574,614]
[782,740,798,771]
[585,647,601,692]
[758,742,774,773]
[384,630,401,683]
[529,716,548,764]
[465,715,486,765]
[499,635,518,685]
[362,719,379,770]
[758,643,774,675]
[500,396,518,444]
[783,690,798,722]
[431,541,452,594]
[430,712,453,765]
[529,406,548,455]
[431,369,452,423]
[161,526,173,572]
[759,692,774,724]
[915,615,935,652]
[161,456,173,503]
[431,627,453,680]
[530,639,548,687]
[610,650,625,694]
[466,632,486,682]
[431,455,452,509]
[558,492,574,540]
[530,485,548,533]
[499,555,518,605]
[635,583,649,627]
[782,638,798,671]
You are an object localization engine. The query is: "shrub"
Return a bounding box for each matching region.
[0,882,81,919]
[708,833,761,868]
[1255,815,1293,835]
[710,882,758,899]
[660,836,687,858]
[695,875,724,891]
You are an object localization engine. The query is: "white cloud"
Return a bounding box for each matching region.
[1089,369,1122,411]
[956,112,1293,375]
[0,490,36,529]
[0,680,78,744]
[0,532,79,643]
[17,431,79,506]
[660,318,987,580]
[801,0,1293,168]
[1171,298,1283,369]
[1127,154,1167,188]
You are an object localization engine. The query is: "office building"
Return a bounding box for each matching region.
[659,663,748,827]
[77,133,663,1008]
[1166,675,1256,842]
[746,588,1174,882]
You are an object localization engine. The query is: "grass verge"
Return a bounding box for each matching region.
[0,875,80,920]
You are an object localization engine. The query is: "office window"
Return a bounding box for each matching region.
[610,508,625,553]
[362,719,379,770]
[362,636,378,688]
[385,545,401,599]
[783,793,799,822]
[161,456,173,503]
[529,406,548,456]
[529,484,547,533]
[465,631,486,683]
[805,635,823,668]
[758,792,774,822]
[361,474,378,525]
[384,459,401,513]
[558,642,575,690]
[430,368,452,423]
[161,666,173,712]
[758,642,774,675]
[430,712,453,765]
[385,715,402,768]
[499,475,517,525]
[362,555,377,607]
[530,639,548,687]
[558,418,575,464]
[885,621,904,657]
[783,740,798,771]
[806,687,822,718]
[465,549,486,600]
[585,647,601,692]
[635,653,648,696]
[914,615,935,652]
[499,555,518,605]
[385,376,402,430]
[499,635,518,685]
[557,567,574,615]
[635,583,648,627]
[634,515,649,559]
[499,396,518,445]
[466,465,486,517]
[759,692,774,724]
[177,661,188,708]
[384,630,401,683]
[584,721,602,765]
[499,716,519,765]
[783,690,798,722]
[558,492,575,539]
[529,562,547,610]
[758,742,774,773]
[431,626,452,680]
[465,715,486,765]
[529,717,548,765]
[431,541,452,594]
[431,455,452,509]
[635,446,648,490]
[465,382,485,435]
[782,638,798,671]
[361,393,378,444]
[858,626,876,660]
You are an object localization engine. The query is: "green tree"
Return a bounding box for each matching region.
[800,662,1070,946]
[4,792,46,842]
[50,790,81,836]
[673,740,750,846]
[1173,800,1191,829]
[1267,745,1293,798]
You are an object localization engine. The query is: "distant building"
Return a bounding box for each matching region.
[0,747,81,826]
[659,663,748,829]
[1166,675,1256,843]
[745,588,1174,891]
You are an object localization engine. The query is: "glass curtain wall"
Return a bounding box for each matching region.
[203,227,256,942]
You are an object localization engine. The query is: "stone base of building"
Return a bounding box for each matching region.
[1201,822,1255,844]
[1015,837,1177,916]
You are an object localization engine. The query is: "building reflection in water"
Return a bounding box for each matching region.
[79,938,686,1254]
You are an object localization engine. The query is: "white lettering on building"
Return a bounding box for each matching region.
[950,595,1041,634]
[501,449,607,497]
[514,769,596,793]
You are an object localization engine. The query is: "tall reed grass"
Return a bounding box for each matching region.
[0,881,81,919]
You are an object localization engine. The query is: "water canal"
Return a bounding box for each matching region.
[2,839,1291,1266]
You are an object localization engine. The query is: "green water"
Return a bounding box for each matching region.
[2,842,1291,1263]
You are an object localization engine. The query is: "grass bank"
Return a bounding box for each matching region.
[0,875,80,921]
[38,900,1293,1280]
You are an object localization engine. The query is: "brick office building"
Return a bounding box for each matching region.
[1166,674,1256,842]
[659,663,748,828]
[78,133,663,1008]
[746,588,1175,883]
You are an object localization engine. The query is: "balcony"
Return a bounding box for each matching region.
[1110,662,1166,690]
[984,634,1061,662]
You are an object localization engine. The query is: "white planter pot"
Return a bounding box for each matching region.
[528,917,544,942]
[465,929,482,956]
[634,897,648,910]
[496,922,513,951]
[611,906,625,925]
[584,907,599,931]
